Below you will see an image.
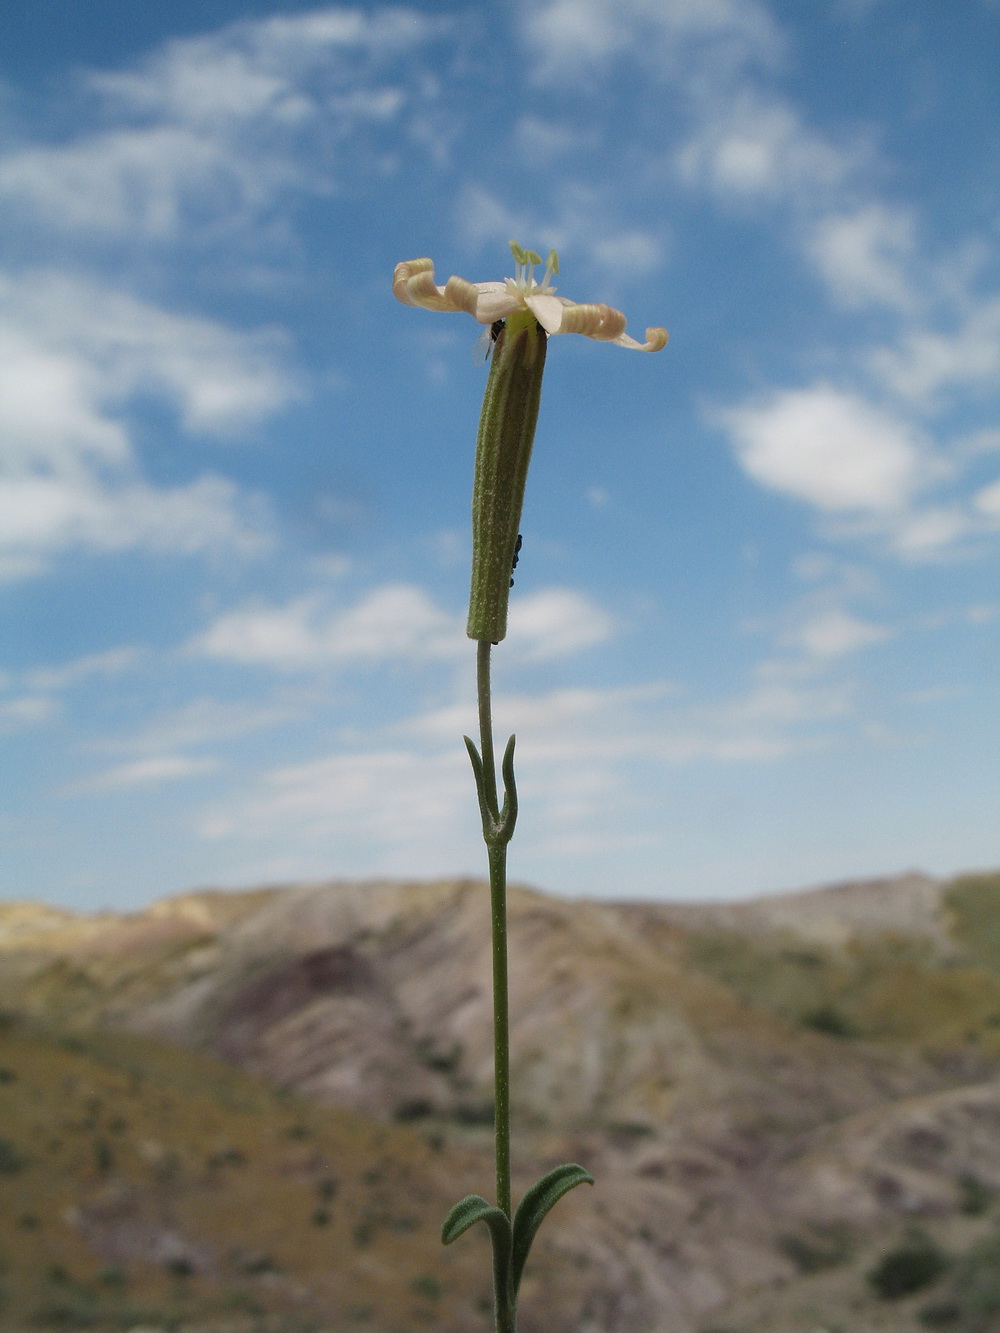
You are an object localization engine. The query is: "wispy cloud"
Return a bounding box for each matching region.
[676,92,855,205]
[24,647,143,693]
[456,185,667,286]
[807,205,918,312]
[0,269,293,578]
[780,609,890,659]
[68,754,222,794]
[1,6,442,249]
[188,585,615,669]
[870,294,1000,405]
[521,0,783,84]
[0,694,58,733]
[188,585,464,668]
[193,657,862,878]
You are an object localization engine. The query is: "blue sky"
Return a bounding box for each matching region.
[1,0,998,911]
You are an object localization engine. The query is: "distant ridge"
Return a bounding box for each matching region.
[2,867,1000,1333]
[623,870,950,945]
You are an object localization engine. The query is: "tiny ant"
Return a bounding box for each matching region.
[509,533,522,588]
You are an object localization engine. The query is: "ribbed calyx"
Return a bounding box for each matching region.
[467,308,547,643]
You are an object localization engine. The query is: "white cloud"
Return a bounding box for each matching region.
[0,473,271,582]
[808,205,917,311]
[589,230,666,278]
[198,664,861,872]
[92,6,435,127]
[506,589,616,659]
[514,116,596,160]
[721,385,926,512]
[189,585,463,668]
[888,506,977,557]
[0,694,58,733]
[25,647,142,692]
[1,7,438,245]
[121,698,298,753]
[783,609,890,658]
[69,755,221,794]
[522,0,783,83]
[1,129,245,243]
[0,269,291,577]
[975,478,1000,518]
[676,93,852,203]
[456,184,665,288]
[870,295,1000,403]
[2,271,294,438]
[199,748,476,872]
[190,584,616,670]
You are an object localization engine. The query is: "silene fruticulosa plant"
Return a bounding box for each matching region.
[394,242,667,1332]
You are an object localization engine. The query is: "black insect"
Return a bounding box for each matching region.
[473,319,506,364]
[509,533,522,588]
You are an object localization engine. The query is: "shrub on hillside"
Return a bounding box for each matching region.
[869,1233,949,1299]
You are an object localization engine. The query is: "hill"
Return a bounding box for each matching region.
[2,870,1000,1332]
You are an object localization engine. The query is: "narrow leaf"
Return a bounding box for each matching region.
[442,1195,513,1307]
[441,1194,512,1252]
[510,1164,594,1297]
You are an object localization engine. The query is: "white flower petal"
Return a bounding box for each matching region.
[475,291,521,324]
[524,293,567,334]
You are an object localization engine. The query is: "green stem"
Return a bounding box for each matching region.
[488,840,511,1223]
[475,639,515,1333]
[477,639,500,824]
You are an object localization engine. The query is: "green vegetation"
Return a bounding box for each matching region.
[945,874,1000,972]
[0,1012,481,1333]
[778,1220,854,1273]
[918,1227,1000,1330]
[0,1137,27,1174]
[958,1173,993,1217]
[685,905,1000,1052]
[799,1005,857,1038]
[869,1233,949,1299]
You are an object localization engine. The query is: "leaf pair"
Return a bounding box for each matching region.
[442,1163,593,1320]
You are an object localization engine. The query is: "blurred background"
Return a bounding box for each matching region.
[2,0,998,911]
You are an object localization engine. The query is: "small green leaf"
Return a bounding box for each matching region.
[510,1164,594,1297]
[441,1194,512,1252]
[442,1195,513,1311]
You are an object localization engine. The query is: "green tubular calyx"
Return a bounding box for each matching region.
[467,308,547,643]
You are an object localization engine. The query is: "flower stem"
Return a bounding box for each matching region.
[476,639,512,1223]
[488,836,512,1222]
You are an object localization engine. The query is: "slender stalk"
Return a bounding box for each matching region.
[476,640,512,1223]
[477,640,500,823]
[472,638,516,1333]
[488,835,511,1223]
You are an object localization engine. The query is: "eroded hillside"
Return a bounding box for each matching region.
[2,870,1000,1332]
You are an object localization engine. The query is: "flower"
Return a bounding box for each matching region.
[393,242,668,352]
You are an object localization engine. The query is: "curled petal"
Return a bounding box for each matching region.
[591,304,627,341]
[443,275,480,316]
[556,302,625,341]
[393,258,436,307]
[611,326,670,352]
[392,259,475,314]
